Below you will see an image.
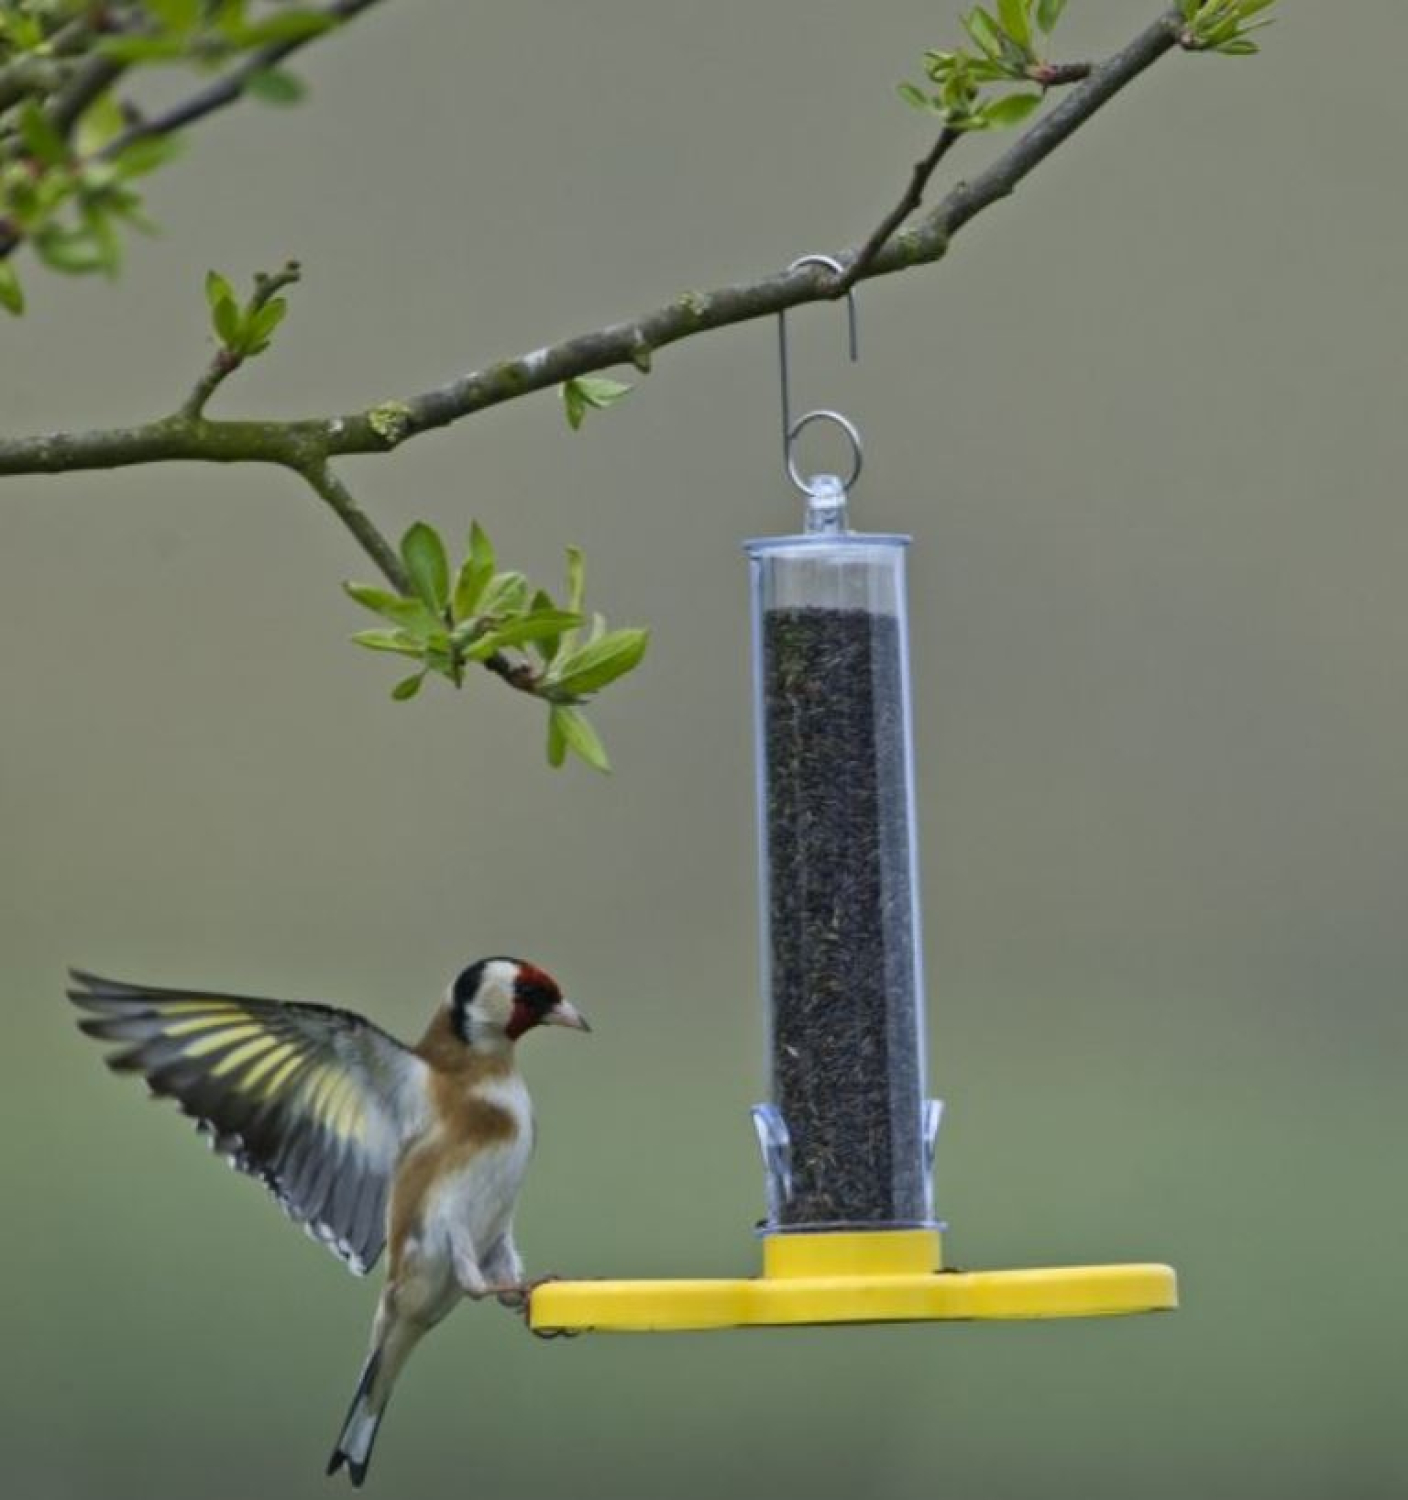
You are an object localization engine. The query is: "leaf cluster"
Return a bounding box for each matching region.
[1177,0,1277,56]
[899,0,1067,130]
[0,1,336,314]
[346,522,649,772]
[204,266,288,358]
[0,90,179,310]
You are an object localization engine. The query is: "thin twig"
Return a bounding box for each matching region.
[834,126,961,297]
[296,460,408,592]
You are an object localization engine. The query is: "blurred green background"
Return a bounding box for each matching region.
[3,3,1406,1497]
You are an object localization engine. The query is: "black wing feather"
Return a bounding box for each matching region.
[68,969,426,1274]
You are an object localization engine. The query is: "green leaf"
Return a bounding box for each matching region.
[350,629,426,659]
[343,582,438,633]
[214,297,242,347]
[924,49,956,79]
[112,134,184,179]
[206,270,242,345]
[477,570,528,618]
[562,381,587,430]
[226,10,338,46]
[0,262,24,316]
[205,269,236,314]
[76,92,126,158]
[146,0,201,31]
[576,375,632,408]
[1035,0,1067,32]
[245,67,306,105]
[480,610,583,651]
[963,7,1005,58]
[995,0,1032,52]
[527,588,565,662]
[242,297,287,353]
[982,91,1043,128]
[550,627,649,697]
[452,521,496,621]
[80,203,121,278]
[552,706,611,773]
[562,375,632,429]
[106,187,160,236]
[550,545,587,659]
[98,33,192,62]
[34,227,107,274]
[565,545,586,616]
[18,101,67,168]
[400,522,450,613]
[897,81,937,112]
[2,12,43,48]
[391,672,425,702]
[546,707,568,768]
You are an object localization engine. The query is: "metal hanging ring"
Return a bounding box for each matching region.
[777,253,862,497]
[785,409,864,497]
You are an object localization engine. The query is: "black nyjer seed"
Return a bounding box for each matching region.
[762,606,926,1227]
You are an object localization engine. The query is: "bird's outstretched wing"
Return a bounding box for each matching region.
[68,969,429,1275]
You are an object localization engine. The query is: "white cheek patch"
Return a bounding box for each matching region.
[466,959,521,1033]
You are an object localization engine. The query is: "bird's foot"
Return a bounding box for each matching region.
[517,1274,583,1340]
[467,1275,581,1336]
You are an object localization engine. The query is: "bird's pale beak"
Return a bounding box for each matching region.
[543,999,591,1032]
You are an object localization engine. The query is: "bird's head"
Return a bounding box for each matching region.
[448,958,590,1048]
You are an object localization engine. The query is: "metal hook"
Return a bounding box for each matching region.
[777,254,864,499]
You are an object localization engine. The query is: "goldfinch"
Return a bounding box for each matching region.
[68,957,590,1487]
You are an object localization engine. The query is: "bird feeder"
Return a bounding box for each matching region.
[530,261,1176,1333]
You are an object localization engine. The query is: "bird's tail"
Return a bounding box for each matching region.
[327,1304,431,1485]
[326,1347,389,1488]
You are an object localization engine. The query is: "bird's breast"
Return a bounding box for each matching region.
[390,1069,535,1269]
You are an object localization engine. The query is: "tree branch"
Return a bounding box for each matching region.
[0,7,1184,591]
[296,458,407,591]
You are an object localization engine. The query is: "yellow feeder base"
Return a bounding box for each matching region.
[529,1229,1177,1334]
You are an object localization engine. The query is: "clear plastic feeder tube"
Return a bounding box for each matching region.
[747,481,936,1232]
